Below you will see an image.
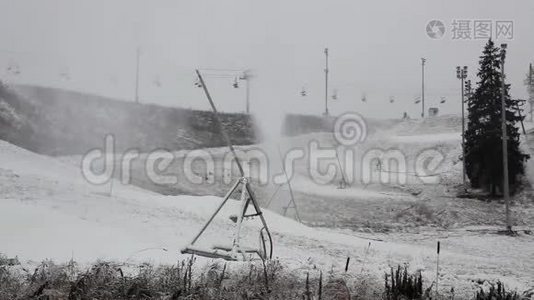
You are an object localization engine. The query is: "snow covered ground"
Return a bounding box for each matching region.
[1,115,534,297]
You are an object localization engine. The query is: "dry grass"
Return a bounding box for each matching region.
[2,254,529,299]
[0,255,383,300]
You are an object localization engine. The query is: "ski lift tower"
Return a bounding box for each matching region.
[421,58,426,118]
[135,47,141,104]
[239,70,251,114]
[456,65,468,192]
[324,48,329,116]
[529,63,533,122]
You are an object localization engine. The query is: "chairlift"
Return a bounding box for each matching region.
[300,87,307,97]
[59,67,70,81]
[59,72,70,81]
[233,77,239,88]
[440,97,446,104]
[7,62,20,75]
[414,96,421,104]
[331,89,338,100]
[194,78,203,88]
[389,96,395,103]
[361,93,367,102]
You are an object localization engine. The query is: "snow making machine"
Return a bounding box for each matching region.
[181,70,273,261]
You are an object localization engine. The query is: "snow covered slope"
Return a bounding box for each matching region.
[1,139,533,297]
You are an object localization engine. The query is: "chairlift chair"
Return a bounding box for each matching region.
[7,62,20,75]
[332,89,338,100]
[59,72,70,81]
[233,77,239,88]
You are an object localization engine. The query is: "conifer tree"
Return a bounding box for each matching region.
[464,39,529,195]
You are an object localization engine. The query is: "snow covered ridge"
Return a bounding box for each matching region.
[4,84,258,155]
[3,84,346,157]
[3,84,463,157]
[79,114,459,188]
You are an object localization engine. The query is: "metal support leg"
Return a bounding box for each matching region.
[189,179,240,245]
[245,182,273,259]
[231,178,249,260]
[182,177,273,261]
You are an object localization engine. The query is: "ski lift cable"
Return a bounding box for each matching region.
[197,69,248,78]
[376,167,453,177]
[200,68,247,73]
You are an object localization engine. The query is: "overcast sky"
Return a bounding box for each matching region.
[0,0,533,119]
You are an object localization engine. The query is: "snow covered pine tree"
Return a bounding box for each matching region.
[464,39,529,195]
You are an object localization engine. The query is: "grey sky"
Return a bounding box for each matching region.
[0,0,533,119]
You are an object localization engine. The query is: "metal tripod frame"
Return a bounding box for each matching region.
[181,176,273,260]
